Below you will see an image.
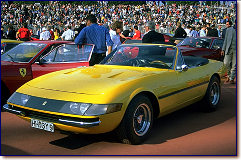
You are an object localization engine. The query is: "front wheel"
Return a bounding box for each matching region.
[116,95,153,145]
[202,76,221,112]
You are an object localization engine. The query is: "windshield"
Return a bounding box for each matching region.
[42,44,94,63]
[102,45,177,69]
[1,42,47,62]
[1,43,19,54]
[177,37,212,48]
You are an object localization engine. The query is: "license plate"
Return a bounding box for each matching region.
[31,119,54,132]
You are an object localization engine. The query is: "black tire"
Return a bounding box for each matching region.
[202,76,221,112]
[116,95,153,145]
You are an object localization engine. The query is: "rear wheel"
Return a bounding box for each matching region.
[202,76,221,112]
[116,95,153,145]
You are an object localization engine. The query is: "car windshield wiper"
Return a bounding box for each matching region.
[7,54,15,62]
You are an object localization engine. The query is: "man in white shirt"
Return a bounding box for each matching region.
[184,25,191,37]
[61,26,75,41]
[199,25,207,37]
[40,27,51,40]
[109,21,123,50]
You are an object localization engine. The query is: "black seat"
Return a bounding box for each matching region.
[183,56,209,68]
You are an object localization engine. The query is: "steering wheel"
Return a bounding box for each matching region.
[150,60,170,68]
[125,58,152,67]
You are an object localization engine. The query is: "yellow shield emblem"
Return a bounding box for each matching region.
[19,68,27,77]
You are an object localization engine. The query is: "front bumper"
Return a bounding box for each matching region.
[3,104,101,128]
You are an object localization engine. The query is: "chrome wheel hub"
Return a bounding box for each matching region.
[133,103,151,136]
[210,82,220,105]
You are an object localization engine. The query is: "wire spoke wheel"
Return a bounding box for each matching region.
[202,76,221,112]
[209,82,220,105]
[133,103,151,137]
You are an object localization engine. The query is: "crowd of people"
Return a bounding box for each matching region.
[1,1,236,39]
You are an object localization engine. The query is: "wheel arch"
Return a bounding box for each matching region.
[210,73,221,83]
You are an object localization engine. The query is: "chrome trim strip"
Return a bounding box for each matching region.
[2,104,25,116]
[58,119,101,128]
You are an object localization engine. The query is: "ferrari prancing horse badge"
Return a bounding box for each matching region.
[19,68,27,77]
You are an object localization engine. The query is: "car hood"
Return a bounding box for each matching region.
[24,65,168,95]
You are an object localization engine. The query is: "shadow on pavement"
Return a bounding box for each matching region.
[49,132,117,150]
[1,144,31,155]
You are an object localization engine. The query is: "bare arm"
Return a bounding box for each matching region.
[107,46,112,55]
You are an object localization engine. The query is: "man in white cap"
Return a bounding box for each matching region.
[40,27,51,40]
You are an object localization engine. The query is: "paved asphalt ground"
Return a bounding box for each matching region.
[1,80,237,156]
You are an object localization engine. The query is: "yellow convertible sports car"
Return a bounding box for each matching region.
[3,44,225,144]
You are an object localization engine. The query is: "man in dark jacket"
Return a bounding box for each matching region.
[142,21,165,43]
[6,25,16,40]
[207,24,219,37]
[174,22,187,38]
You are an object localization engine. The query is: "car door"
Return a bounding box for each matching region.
[1,42,47,94]
[150,46,183,114]
[1,61,32,94]
[157,48,209,114]
[175,49,209,105]
[210,39,224,61]
[31,44,94,78]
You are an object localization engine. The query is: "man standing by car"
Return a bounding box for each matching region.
[132,26,141,40]
[221,21,236,84]
[39,27,51,40]
[222,21,231,39]
[174,22,187,38]
[16,23,31,41]
[199,25,207,37]
[207,24,219,37]
[61,26,75,41]
[142,21,165,43]
[75,14,113,66]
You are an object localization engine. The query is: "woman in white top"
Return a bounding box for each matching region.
[109,21,123,50]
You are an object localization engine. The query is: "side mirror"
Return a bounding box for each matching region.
[177,64,188,72]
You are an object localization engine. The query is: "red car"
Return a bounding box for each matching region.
[123,33,173,44]
[1,41,94,104]
[177,37,224,61]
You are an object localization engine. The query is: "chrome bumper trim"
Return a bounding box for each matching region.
[3,104,26,116]
[3,104,101,128]
[58,119,101,128]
